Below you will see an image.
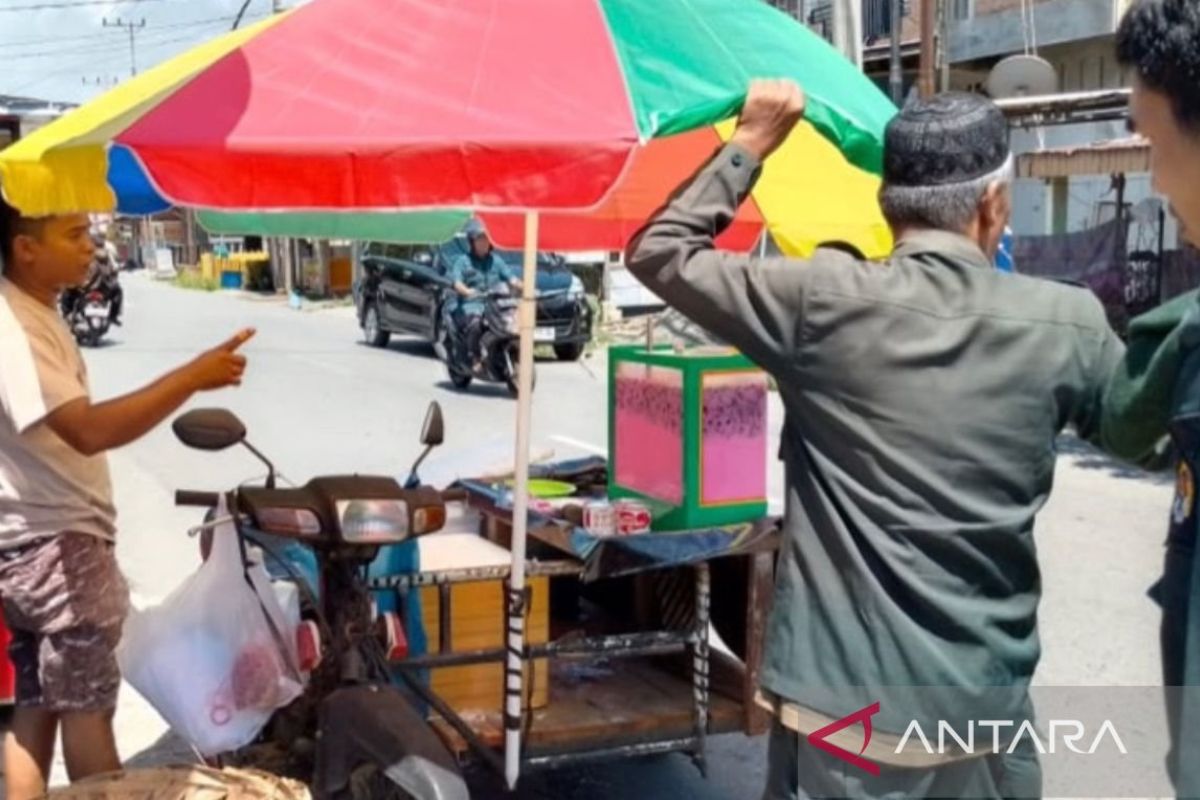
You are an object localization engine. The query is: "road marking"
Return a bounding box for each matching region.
[550,435,606,455]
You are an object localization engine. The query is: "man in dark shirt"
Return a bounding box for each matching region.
[627,81,1123,798]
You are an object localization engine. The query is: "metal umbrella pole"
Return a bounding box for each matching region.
[504,210,540,789]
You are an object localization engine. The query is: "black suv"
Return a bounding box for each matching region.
[354,237,593,361]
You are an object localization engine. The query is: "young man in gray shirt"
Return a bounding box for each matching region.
[0,200,253,799]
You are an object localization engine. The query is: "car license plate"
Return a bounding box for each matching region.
[534,327,557,343]
[84,305,110,319]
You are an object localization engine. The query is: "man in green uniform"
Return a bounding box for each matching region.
[626,82,1124,798]
[1102,1,1200,795]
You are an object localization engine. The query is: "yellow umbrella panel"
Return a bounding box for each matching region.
[717,119,893,260]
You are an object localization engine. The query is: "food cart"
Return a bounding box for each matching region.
[370,459,779,783]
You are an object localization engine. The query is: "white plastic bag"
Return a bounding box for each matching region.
[118,501,304,756]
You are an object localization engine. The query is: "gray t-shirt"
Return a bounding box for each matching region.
[0,278,116,549]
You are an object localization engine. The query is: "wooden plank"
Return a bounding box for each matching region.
[419,576,549,713]
[743,550,776,736]
[430,658,744,758]
[709,650,748,711]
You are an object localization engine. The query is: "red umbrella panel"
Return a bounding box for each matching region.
[480,127,765,253]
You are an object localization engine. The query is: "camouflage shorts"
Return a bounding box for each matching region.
[0,533,130,712]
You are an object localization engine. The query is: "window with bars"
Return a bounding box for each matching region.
[766,0,804,20]
[861,0,910,40]
[767,0,918,43]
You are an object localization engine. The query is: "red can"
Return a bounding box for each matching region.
[614,500,652,535]
[583,500,616,537]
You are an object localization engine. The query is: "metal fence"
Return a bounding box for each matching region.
[766,0,909,41]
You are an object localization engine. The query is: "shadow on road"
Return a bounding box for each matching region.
[1056,435,1174,486]
[385,339,438,358]
[80,338,124,351]
[354,338,439,359]
[464,752,745,800]
[435,380,514,400]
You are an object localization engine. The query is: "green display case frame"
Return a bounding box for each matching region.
[607,344,768,531]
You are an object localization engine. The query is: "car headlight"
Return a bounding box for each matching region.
[568,276,585,300]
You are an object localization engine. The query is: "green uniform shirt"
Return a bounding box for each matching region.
[1101,289,1200,466]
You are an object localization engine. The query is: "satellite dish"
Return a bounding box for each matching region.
[1132,196,1164,225]
[986,54,1058,99]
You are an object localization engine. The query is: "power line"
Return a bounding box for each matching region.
[4,19,234,60]
[1,14,237,49]
[103,16,146,77]
[1,6,266,96]
[5,29,238,94]
[0,0,186,11]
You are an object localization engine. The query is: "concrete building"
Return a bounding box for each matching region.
[765,0,1161,244]
[767,0,924,99]
[943,0,1167,243]
[0,94,72,148]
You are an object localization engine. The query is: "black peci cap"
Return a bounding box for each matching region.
[883,92,1011,187]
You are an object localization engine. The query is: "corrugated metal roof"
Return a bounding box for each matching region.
[1017,138,1151,179]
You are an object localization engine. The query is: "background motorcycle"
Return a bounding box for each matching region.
[61,277,115,347]
[434,287,567,397]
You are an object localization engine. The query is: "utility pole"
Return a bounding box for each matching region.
[939,0,952,91]
[82,76,119,89]
[103,17,146,77]
[832,0,863,69]
[889,0,904,105]
[918,0,937,98]
[233,0,283,30]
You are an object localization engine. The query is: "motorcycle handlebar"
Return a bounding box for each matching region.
[175,490,221,508]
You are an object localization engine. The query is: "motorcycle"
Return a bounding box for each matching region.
[173,402,469,800]
[434,286,564,397]
[61,277,116,347]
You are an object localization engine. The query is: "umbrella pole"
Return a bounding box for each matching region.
[505,210,539,790]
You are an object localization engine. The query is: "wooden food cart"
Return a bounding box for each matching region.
[368,469,779,784]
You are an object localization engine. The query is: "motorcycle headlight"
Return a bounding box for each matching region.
[337,499,409,544]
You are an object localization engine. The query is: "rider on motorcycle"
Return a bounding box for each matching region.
[447,220,522,369]
[62,234,123,325]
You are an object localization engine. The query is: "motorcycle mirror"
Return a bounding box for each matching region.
[420,402,444,447]
[173,409,247,451]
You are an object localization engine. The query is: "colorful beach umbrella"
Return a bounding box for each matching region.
[1,0,893,218]
[196,121,891,258]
